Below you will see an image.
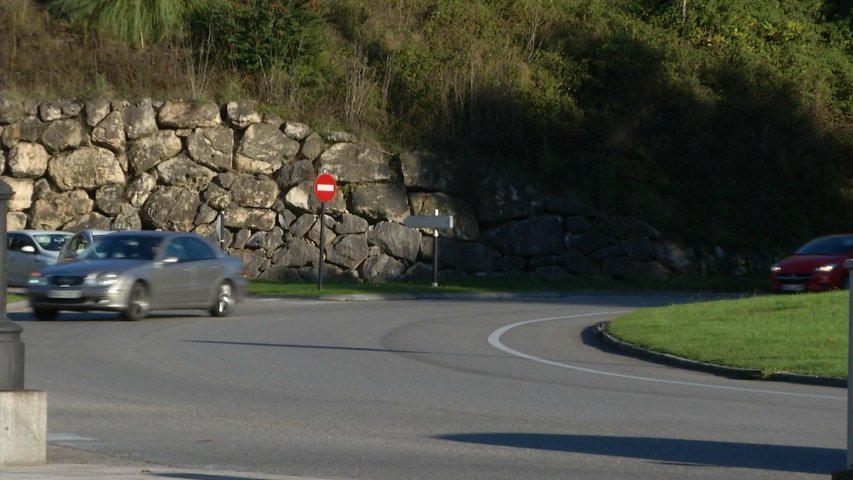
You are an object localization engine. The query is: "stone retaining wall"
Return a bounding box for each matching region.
[0,97,693,282]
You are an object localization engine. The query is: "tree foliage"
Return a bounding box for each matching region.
[9,0,853,260]
[201,0,324,74]
[46,0,225,48]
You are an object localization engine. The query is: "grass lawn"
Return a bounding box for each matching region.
[607,290,848,378]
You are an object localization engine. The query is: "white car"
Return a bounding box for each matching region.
[6,230,73,287]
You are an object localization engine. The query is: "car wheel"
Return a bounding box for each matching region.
[209,281,235,317]
[124,282,150,322]
[33,308,58,321]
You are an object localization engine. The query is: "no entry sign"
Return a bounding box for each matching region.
[313,173,337,203]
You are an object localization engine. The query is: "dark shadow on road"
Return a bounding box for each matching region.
[153,474,265,480]
[435,433,843,474]
[184,339,508,360]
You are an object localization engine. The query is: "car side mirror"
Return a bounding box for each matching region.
[159,256,180,265]
[20,245,36,254]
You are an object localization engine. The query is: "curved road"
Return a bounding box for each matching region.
[12,293,846,480]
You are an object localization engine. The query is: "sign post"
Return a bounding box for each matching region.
[313,173,337,290]
[834,261,853,479]
[403,211,454,287]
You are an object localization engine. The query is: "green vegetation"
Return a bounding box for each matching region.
[607,290,849,378]
[3,0,853,265]
[248,273,767,297]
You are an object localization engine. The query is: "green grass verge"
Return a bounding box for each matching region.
[607,290,848,378]
[249,273,768,297]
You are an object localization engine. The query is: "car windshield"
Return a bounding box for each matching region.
[33,233,73,252]
[80,235,163,261]
[795,236,853,255]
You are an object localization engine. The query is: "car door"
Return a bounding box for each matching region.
[147,237,197,308]
[7,233,43,287]
[182,236,224,306]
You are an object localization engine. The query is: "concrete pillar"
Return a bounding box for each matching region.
[0,179,46,467]
[0,391,47,465]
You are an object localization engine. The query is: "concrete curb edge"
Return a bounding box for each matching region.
[595,321,847,388]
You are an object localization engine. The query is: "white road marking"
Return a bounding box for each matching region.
[487,312,845,401]
[48,432,96,442]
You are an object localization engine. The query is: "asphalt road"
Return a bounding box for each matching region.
[10,293,847,480]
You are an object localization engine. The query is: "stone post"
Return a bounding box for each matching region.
[0,179,47,466]
[0,179,23,389]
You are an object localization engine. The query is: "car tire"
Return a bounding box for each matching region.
[124,282,150,322]
[209,281,235,317]
[33,308,58,321]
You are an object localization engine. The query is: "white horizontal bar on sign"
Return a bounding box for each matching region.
[403,215,454,229]
[316,184,335,192]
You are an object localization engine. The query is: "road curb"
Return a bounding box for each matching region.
[595,321,847,388]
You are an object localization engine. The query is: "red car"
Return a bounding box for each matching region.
[771,234,853,292]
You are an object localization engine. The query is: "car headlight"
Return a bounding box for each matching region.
[770,265,781,273]
[28,272,48,286]
[84,272,119,287]
[814,264,838,273]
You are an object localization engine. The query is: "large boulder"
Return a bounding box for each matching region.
[236,122,299,173]
[48,147,125,191]
[226,101,262,129]
[349,183,410,223]
[123,100,158,140]
[474,176,542,226]
[326,234,369,270]
[156,155,217,192]
[95,183,125,216]
[399,150,463,193]
[360,254,405,283]
[158,101,221,128]
[227,173,279,208]
[84,98,111,127]
[366,221,421,263]
[0,176,34,211]
[38,100,81,121]
[420,238,502,274]
[140,186,201,231]
[187,126,234,171]
[270,238,318,267]
[91,111,126,153]
[41,118,87,153]
[484,216,564,257]
[223,206,276,230]
[125,172,158,208]
[0,99,25,125]
[128,130,183,174]
[317,143,391,182]
[1,117,46,148]
[408,192,479,241]
[29,189,93,230]
[7,142,49,178]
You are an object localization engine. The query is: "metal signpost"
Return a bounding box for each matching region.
[403,211,454,287]
[838,261,853,479]
[313,173,337,290]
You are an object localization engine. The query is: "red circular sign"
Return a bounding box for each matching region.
[313,173,337,203]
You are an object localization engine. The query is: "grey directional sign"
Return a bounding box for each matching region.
[403,215,454,229]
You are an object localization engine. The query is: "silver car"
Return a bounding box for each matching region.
[6,230,74,287]
[27,231,247,321]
